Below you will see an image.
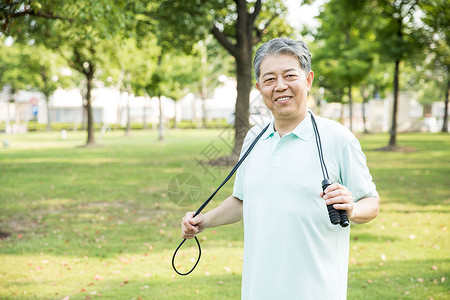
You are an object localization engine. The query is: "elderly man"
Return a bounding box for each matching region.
[181,37,380,300]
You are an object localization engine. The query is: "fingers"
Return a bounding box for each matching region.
[322,183,353,211]
[181,212,203,239]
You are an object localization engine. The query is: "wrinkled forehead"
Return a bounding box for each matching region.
[259,54,305,77]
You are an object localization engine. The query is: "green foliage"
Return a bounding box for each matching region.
[1,0,447,139]
[0,37,72,102]
[369,0,426,64]
[159,51,200,101]
[144,0,215,53]
[103,36,160,98]
[2,1,141,144]
[358,54,391,100]
[191,37,234,100]
[416,0,450,106]
[0,39,33,93]
[314,0,375,103]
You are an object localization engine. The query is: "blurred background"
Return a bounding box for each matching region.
[0,0,448,151]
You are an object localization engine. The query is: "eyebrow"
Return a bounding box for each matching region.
[262,68,298,78]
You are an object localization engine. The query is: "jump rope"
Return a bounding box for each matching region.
[172,111,348,276]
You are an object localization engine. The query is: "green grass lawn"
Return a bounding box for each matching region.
[0,129,448,299]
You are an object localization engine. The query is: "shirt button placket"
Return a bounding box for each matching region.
[270,135,289,171]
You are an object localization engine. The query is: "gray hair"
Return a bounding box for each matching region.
[253,37,312,82]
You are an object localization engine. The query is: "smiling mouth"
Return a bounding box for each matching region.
[275,96,291,103]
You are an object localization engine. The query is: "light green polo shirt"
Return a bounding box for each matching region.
[233,113,378,300]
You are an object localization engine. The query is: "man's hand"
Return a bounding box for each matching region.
[320,183,355,219]
[181,212,208,239]
[320,182,380,224]
[180,195,243,239]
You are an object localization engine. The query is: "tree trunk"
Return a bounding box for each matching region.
[202,98,208,129]
[115,70,124,130]
[362,94,368,134]
[125,92,131,136]
[115,103,122,130]
[233,55,252,157]
[442,79,449,133]
[40,68,52,131]
[5,100,10,133]
[143,97,148,129]
[85,67,96,146]
[14,98,20,125]
[81,105,87,131]
[314,92,321,115]
[200,72,208,129]
[158,95,164,141]
[389,59,400,147]
[348,85,353,132]
[191,97,197,127]
[45,94,51,131]
[211,0,259,160]
[362,98,367,134]
[173,101,178,129]
[232,0,252,157]
[125,74,132,136]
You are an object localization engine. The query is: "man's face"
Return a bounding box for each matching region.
[256,54,314,124]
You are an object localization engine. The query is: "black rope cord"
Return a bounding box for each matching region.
[310,111,349,227]
[172,123,270,276]
[309,111,329,179]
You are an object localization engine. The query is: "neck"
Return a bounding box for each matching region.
[274,110,308,137]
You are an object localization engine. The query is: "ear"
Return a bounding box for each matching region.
[255,81,260,91]
[306,71,314,92]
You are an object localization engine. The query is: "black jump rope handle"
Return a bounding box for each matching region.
[322,179,349,227]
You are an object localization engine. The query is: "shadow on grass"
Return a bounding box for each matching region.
[0,200,244,260]
[350,232,399,243]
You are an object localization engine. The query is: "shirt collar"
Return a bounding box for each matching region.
[262,113,315,142]
[262,121,276,140]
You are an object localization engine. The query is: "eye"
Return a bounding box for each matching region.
[263,77,275,84]
[286,74,297,79]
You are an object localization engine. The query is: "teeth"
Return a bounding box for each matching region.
[276,97,290,101]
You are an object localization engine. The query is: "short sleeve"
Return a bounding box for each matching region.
[232,160,245,201]
[339,137,378,201]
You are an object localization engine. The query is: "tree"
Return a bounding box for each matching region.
[0,38,72,130]
[192,37,233,128]
[104,37,159,135]
[150,0,295,160]
[160,51,200,129]
[358,55,391,133]
[145,61,164,141]
[2,0,138,146]
[0,0,71,32]
[25,44,71,130]
[420,0,450,132]
[0,39,32,129]
[314,0,373,132]
[370,0,425,147]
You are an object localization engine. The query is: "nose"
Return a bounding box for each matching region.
[274,77,288,91]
